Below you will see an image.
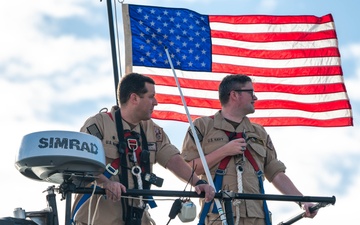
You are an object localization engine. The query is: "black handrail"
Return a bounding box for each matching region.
[74,187,336,205]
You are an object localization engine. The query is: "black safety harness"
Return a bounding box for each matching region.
[72,109,161,225]
[112,109,156,224]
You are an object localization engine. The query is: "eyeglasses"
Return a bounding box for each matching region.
[232,89,255,97]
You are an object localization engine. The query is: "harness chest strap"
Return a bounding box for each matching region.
[104,158,120,177]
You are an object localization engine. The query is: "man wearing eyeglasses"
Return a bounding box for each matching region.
[181,74,317,225]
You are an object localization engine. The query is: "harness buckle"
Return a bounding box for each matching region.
[237,165,243,172]
[106,163,119,175]
[131,166,142,176]
[215,168,227,175]
[127,138,138,151]
[256,170,263,177]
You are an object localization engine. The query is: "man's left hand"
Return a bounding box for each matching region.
[302,202,318,218]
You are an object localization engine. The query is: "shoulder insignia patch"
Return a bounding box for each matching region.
[266,135,275,151]
[86,124,103,140]
[188,126,203,143]
[154,127,163,142]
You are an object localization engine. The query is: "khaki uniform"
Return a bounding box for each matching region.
[181,111,286,225]
[73,106,179,225]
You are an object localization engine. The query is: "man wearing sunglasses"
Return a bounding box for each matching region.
[181,74,317,225]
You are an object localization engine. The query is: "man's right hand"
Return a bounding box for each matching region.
[102,180,126,202]
[225,138,247,156]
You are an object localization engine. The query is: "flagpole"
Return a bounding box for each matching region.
[164,48,228,225]
[105,0,120,105]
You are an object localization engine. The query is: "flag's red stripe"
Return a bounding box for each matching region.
[212,46,340,59]
[150,75,347,94]
[156,94,351,112]
[209,14,334,24]
[254,99,351,111]
[212,63,343,77]
[211,30,337,42]
[249,117,353,127]
[156,94,221,108]
[253,83,347,94]
[149,75,219,90]
[152,110,199,122]
[152,110,352,127]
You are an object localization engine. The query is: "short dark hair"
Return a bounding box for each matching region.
[117,73,155,106]
[219,74,252,105]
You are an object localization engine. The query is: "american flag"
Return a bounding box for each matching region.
[122,4,353,127]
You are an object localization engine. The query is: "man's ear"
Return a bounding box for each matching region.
[128,93,139,104]
[229,90,238,100]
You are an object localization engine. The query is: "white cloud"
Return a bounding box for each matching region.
[340,43,360,101]
[258,0,279,13]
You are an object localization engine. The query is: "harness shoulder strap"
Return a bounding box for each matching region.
[106,111,113,121]
[226,131,272,225]
[244,150,259,172]
[198,154,231,225]
[114,110,128,186]
[198,116,231,225]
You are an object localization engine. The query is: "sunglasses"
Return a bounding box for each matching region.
[232,89,255,97]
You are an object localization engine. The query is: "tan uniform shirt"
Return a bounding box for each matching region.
[182,111,286,220]
[73,106,179,225]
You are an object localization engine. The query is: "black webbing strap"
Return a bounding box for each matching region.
[114,109,153,222]
[139,125,151,190]
[114,109,129,221]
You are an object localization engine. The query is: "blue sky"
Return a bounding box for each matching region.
[1,0,359,225]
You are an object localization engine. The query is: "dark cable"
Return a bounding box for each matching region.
[166,199,183,225]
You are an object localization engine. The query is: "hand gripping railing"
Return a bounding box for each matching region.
[61,183,335,225]
[278,202,331,225]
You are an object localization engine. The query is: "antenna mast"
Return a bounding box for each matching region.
[105,0,120,105]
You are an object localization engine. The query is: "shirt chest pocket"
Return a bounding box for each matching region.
[101,125,120,162]
[247,136,266,158]
[103,140,120,164]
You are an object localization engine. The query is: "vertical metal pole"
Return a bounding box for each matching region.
[65,191,72,225]
[46,186,59,225]
[105,0,120,105]
[164,48,228,225]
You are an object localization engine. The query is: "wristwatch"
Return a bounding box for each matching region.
[195,179,208,186]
